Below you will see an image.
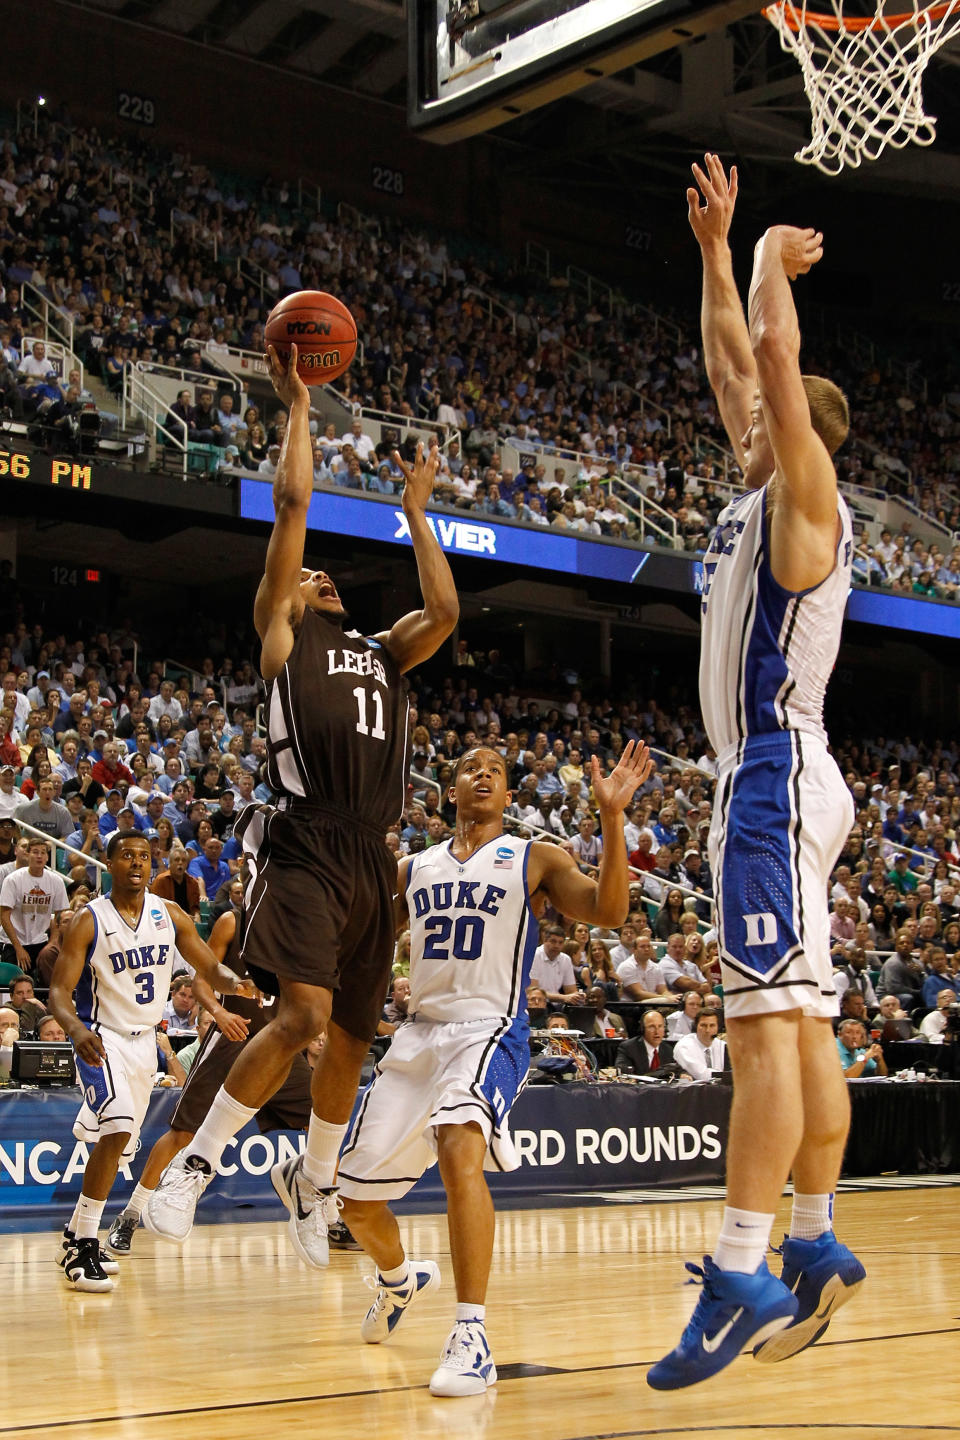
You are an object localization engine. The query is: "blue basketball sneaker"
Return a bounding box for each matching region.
[753,1232,865,1363]
[360,1261,441,1343]
[647,1257,798,1390]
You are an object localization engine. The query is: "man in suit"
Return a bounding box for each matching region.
[616,1009,675,1074]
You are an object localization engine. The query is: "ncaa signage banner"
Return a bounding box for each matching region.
[0,1083,728,1224]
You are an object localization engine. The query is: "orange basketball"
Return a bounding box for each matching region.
[264,290,357,386]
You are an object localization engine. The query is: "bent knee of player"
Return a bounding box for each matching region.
[274,988,332,1047]
[436,1121,488,1181]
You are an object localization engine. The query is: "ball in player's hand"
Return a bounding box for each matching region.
[264,290,357,386]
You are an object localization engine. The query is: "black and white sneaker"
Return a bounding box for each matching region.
[63,1236,115,1293]
[56,1226,119,1275]
[270,1156,340,1269]
[106,1212,139,1257]
[328,1219,361,1250]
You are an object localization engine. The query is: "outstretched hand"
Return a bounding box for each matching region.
[590,740,654,817]
[394,441,439,514]
[265,342,311,409]
[687,153,738,247]
[766,225,824,281]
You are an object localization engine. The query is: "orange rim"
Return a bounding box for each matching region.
[763,0,960,30]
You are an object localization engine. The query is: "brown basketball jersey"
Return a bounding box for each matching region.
[264,607,410,828]
[219,907,262,1022]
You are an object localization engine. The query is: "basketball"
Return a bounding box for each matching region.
[264,290,357,386]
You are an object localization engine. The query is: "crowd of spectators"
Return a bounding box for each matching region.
[3,112,960,571]
[0,610,956,1088]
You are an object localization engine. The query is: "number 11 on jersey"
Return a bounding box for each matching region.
[353,686,386,740]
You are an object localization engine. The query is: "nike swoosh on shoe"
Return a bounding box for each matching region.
[702,1307,744,1354]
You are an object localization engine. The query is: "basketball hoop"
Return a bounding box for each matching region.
[763,0,960,174]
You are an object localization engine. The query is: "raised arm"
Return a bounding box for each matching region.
[687,154,756,468]
[531,742,653,926]
[748,225,841,591]
[253,345,313,681]
[49,909,106,1065]
[376,443,459,674]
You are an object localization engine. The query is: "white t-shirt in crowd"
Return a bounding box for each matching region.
[0,866,69,944]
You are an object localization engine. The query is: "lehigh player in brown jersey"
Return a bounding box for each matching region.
[146,343,458,1254]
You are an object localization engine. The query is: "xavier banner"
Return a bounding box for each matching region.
[0,1082,730,1224]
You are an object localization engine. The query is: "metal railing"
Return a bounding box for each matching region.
[608,378,672,440]
[21,281,80,376]
[13,816,108,892]
[612,473,679,548]
[170,208,218,261]
[122,366,188,475]
[463,286,517,336]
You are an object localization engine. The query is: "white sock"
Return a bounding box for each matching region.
[456,1302,486,1324]
[123,1182,154,1220]
[67,1199,82,1236]
[187,1088,258,1171]
[380,1259,410,1287]
[75,1194,106,1241]
[713,1206,775,1274]
[790,1192,834,1241]
[301,1112,348,1189]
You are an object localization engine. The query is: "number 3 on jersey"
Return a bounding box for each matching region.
[353,686,386,740]
[134,972,155,1006]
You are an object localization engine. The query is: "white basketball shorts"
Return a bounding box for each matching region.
[73,1025,157,1162]
[337,1014,529,1203]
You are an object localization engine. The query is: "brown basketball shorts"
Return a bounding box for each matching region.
[171,1002,313,1135]
[236,802,397,1043]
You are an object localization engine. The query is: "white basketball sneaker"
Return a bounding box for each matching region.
[142,1153,213,1243]
[361,1261,442,1343]
[429,1321,498,1397]
[270,1155,340,1269]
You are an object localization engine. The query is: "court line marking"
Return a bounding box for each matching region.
[7,1326,960,1433]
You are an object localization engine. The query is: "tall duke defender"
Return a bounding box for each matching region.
[648,162,865,1390]
[335,740,652,1397]
[49,832,245,1291]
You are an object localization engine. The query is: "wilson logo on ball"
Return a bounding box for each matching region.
[285,320,333,335]
[300,351,342,368]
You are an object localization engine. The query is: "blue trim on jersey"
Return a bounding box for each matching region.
[74,906,99,1027]
[76,1049,111,1115]
[477,1015,529,1128]
[515,841,538,1021]
[719,739,801,976]
[742,493,794,736]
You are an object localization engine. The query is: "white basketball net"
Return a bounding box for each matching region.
[764,0,960,174]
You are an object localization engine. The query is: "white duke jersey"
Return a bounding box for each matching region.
[404,836,538,1025]
[75,893,177,1033]
[699,485,853,757]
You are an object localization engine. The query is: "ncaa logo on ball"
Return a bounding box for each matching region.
[285,320,333,335]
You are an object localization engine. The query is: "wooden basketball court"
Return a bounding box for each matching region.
[4,1183,957,1440]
